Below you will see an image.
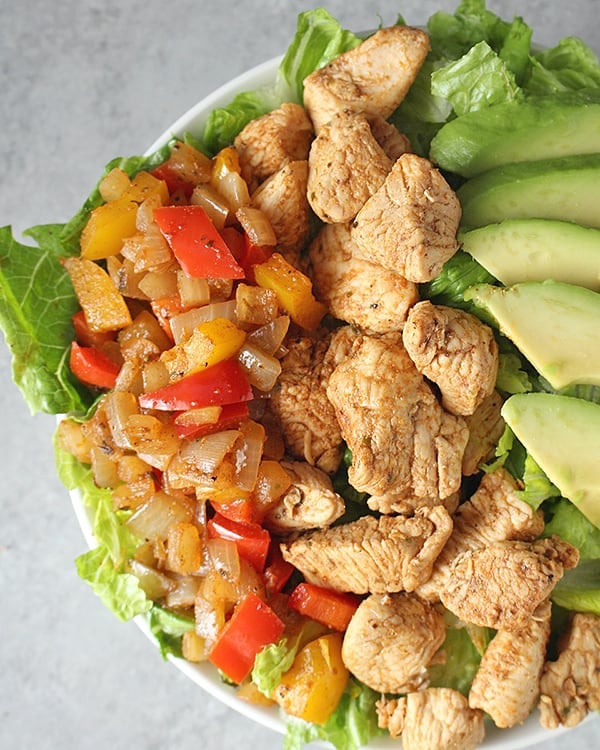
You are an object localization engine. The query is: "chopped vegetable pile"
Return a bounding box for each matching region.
[1,2,600,749]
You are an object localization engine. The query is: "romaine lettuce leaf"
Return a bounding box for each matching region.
[526,37,600,95]
[543,498,600,560]
[552,559,600,616]
[148,606,195,659]
[427,623,484,695]
[419,250,496,315]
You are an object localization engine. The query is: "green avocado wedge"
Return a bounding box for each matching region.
[459,219,600,291]
[430,94,600,177]
[464,280,600,390]
[502,393,600,529]
[458,154,600,229]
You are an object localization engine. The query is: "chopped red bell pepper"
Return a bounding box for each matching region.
[71,310,116,348]
[173,401,249,440]
[138,358,253,411]
[69,341,121,390]
[209,592,285,684]
[154,205,244,279]
[287,582,361,632]
[263,545,295,595]
[210,496,263,526]
[207,513,271,573]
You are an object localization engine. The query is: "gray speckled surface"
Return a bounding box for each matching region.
[0,1,599,749]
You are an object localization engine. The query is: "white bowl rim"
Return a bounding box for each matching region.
[67,52,592,749]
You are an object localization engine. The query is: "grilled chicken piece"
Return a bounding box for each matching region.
[367,489,460,516]
[268,326,357,473]
[326,332,468,499]
[308,222,418,333]
[461,390,505,475]
[403,301,499,416]
[352,153,461,283]
[440,537,579,631]
[539,612,600,728]
[377,688,485,750]
[307,111,392,224]
[469,600,552,728]
[251,160,311,267]
[368,115,412,160]
[342,592,446,693]
[280,505,453,594]
[263,460,345,535]
[303,25,430,133]
[417,468,544,602]
[234,102,313,190]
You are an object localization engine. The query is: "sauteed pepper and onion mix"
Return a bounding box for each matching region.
[2,2,600,749]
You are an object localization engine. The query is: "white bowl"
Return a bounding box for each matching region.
[71,55,585,750]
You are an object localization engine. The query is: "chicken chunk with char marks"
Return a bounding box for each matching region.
[234,102,313,191]
[461,390,505,475]
[342,592,446,693]
[469,600,552,728]
[417,468,544,602]
[352,153,461,283]
[251,160,311,267]
[308,222,418,334]
[440,536,579,631]
[377,688,485,750]
[403,300,499,416]
[268,326,357,473]
[280,505,453,594]
[326,332,468,500]
[539,612,600,729]
[303,25,430,133]
[263,459,345,535]
[307,111,393,224]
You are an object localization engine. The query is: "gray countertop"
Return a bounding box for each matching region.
[1,1,599,748]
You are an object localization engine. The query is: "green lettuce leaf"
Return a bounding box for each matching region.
[283,678,384,750]
[428,623,484,695]
[420,250,496,314]
[148,606,195,659]
[552,559,600,616]
[517,453,561,510]
[543,498,600,560]
[526,37,600,95]
[0,225,93,414]
[431,41,523,116]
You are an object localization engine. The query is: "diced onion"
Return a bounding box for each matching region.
[207,538,241,586]
[177,270,211,308]
[91,446,119,488]
[128,559,175,600]
[126,490,194,542]
[174,406,223,427]
[191,183,230,230]
[246,315,290,355]
[166,575,202,609]
[121,224,173,273]
[136,194,164,232]
[104,390,139,449]
[179,430,241,474]
[170,300,237,344]
[218,171,250,213]
[233,421,265,491]
[142,359,170,393]
[235,284,279,327]
[138,266,179,300]
[99,167,130,202]
[236,206,276,246]
[237,343,282,392]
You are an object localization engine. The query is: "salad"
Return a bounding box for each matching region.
[1,1,599,749]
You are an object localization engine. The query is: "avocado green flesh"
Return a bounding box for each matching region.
[465,281,600,390]
[458,154,600,229]
[502,393,600,528]
[460,219,600,291]
[430,96,600,177]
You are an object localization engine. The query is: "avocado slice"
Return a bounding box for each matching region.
[430,93,600,177]
[460,219,600,291]
[458,154,600,229]
[502,393,600,528]
[464,280,600,390]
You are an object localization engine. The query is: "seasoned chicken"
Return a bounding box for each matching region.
[403,301,499,416]
[368,115,412,161]
[251,160,311,267]
[539,612,600,728]
[469,600,552,728]
[342,592,446,693]
[461,390,505,475]
[263,459,345,535]
[417,468,544,602]
[307,111,392,224]
[367,488,460,515]
[268,326,357,473]
[280,505,453,594]
[352,153,461,283]
[303,25,430,133]
[326,332,468,499]
[233,102,313,190]
[308,222,418,333]
[377,688,485,750]
[440,537,579,631]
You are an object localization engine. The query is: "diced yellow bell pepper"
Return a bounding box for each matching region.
[160,317,246,379]
[80,171,169,260]
[272,632,349,725]
[211,146,241,187]
[62,256,132,332]
[253,253,327,331]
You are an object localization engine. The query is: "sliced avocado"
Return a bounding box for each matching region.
[458,154,600,229]
[502,393,600,528]
[459,219,600,291]
[430,93,600,177]
[464,280,600,390]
